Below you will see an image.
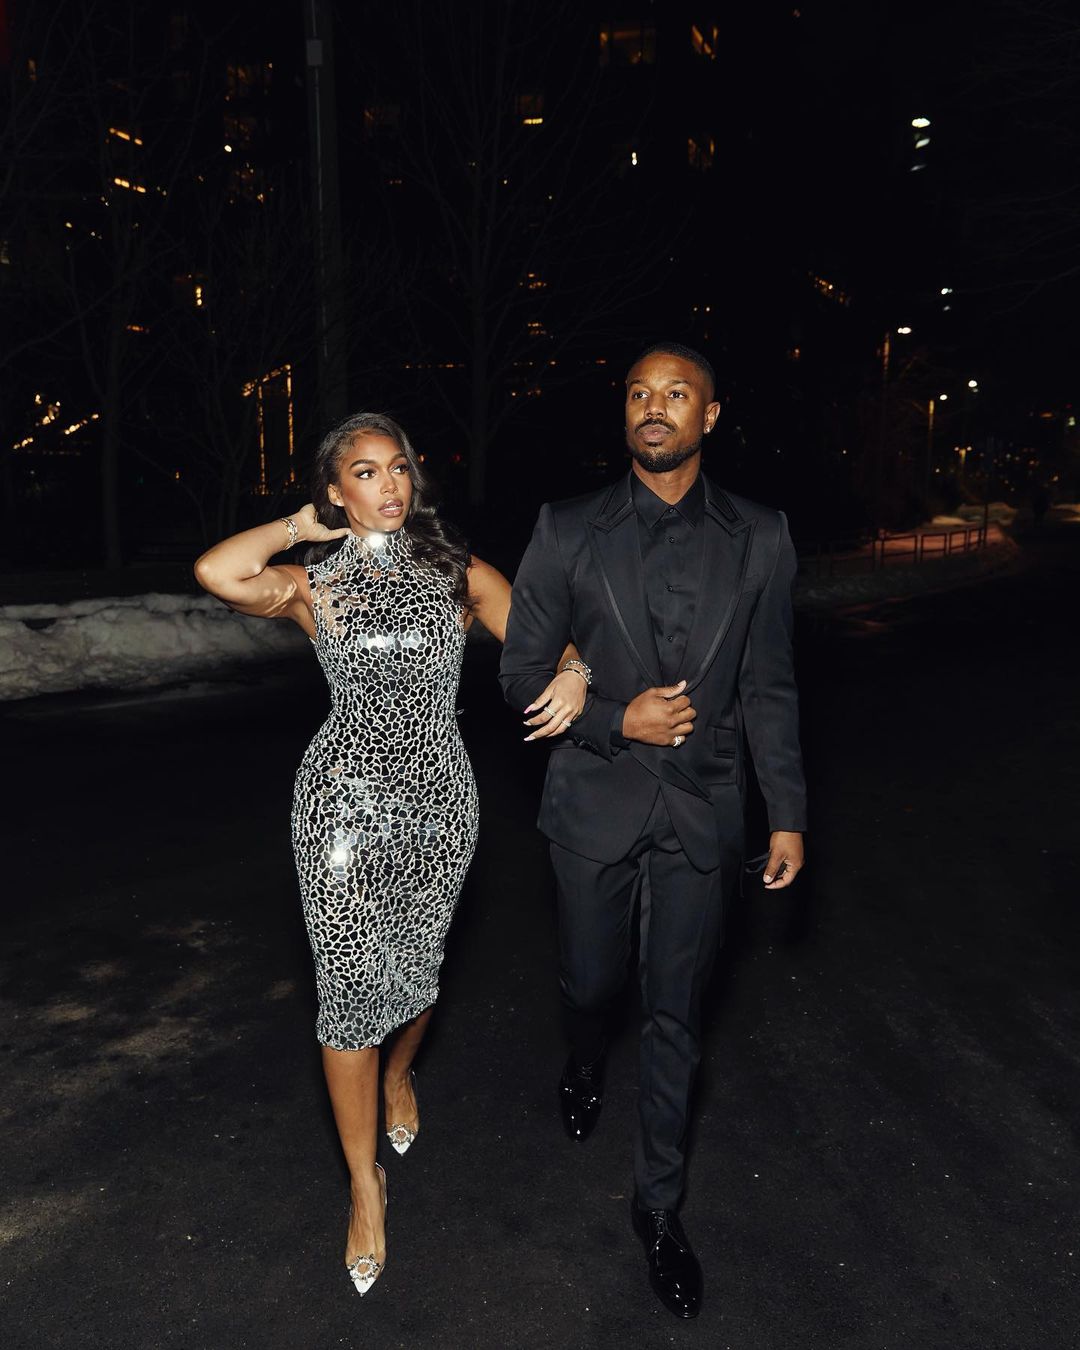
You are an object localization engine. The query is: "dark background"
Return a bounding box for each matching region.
[3,6,1080,1347]
[4,0,1080,578]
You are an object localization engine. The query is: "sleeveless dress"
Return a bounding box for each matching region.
[291,527,479,1051]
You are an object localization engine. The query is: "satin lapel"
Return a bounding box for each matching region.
[681,490,755,692]
[587,492,662,688]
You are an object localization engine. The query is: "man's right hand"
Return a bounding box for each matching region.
[621,680,697,746]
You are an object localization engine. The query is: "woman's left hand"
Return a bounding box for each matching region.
[522,670,588,741]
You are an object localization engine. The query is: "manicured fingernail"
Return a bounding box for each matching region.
[524,705,535,713]
[523,734,535,742]
[763,875,773,884]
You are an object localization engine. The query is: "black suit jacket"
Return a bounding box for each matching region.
[500,472,807,872]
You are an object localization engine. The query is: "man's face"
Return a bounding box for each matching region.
[624,353,721,473]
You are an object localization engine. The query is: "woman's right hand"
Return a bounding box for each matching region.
[292,503,352,543]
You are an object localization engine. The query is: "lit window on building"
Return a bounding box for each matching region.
[516,92,544,125]
[687,136,715,171]
[808,273,850,307]
[226,62,271,102]
[598,21,656,67]
[526,320,547,338]
[691,24,719,59]
[12,397,99,456]
[108,126,144,145]
[362,104,401,139]
[224,113,257,148]
[174,273,208,308]
[227,162,267,204]
[243,365,296,496]
[613,141,639,174]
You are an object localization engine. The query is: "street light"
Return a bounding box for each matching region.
[967,378,979,389]
[925,394,950,497]
[896,325,913,335]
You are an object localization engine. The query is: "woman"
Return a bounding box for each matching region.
[194,412,589,1296]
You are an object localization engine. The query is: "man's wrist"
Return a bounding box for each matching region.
[610,702,631,750]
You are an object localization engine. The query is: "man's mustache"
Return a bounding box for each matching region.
[637,418,676,433]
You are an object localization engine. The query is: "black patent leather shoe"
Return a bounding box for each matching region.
[558,1052,604,1142]
[631,1201,703,1319]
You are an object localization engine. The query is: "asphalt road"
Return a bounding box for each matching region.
[3,528,1078,1350]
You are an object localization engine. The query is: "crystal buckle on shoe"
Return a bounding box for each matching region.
[386,1121,417,1155]
[347,1252,383,1296]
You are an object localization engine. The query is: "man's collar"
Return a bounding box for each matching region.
[630,469,705,528]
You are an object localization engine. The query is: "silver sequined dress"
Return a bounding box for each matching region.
[292,527,479,1050]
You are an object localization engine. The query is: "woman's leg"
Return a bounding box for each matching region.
[382,1006,432,1135]
[321,1045,385,1269]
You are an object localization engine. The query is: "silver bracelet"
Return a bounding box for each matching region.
[280,516,299,549]
[561,658,592,687]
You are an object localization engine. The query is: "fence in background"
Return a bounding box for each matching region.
[798,524,988,577]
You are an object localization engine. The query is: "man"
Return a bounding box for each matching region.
[500,342,806,1319]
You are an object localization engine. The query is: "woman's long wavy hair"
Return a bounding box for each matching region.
[307,412,471,609]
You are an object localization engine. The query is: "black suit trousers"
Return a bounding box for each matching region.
[549,786,727,1210]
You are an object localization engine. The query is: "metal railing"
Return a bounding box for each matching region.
[798,524,988,577]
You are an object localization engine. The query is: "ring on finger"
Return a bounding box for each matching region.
[672,734,684,748]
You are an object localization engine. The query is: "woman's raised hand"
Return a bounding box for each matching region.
[293,503,353,543]
[522,668,589,741]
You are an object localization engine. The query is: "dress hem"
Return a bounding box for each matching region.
[315,996,438,1052]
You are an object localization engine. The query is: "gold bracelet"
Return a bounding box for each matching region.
[280,516,299,549]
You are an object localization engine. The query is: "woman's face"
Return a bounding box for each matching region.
[327,432,414,534]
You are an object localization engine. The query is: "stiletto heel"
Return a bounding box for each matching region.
[346,1163,387,1297]
[386,1070,419,1155]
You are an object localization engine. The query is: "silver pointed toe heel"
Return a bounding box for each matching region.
[346,1163,387,1298]
[386,1070,419,1156]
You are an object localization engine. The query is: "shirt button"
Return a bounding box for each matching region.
[666,584,675,593]
[667,535,676,544]
[667,635,675,643]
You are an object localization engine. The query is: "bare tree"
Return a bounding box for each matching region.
[145,165,399,547]
[347,0,671,504]
[145,172,320,546]
[3,2,215,564]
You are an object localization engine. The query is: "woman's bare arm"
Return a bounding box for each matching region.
[467,557,588,739]
[194,504,349,636]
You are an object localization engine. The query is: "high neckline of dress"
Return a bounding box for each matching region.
[341,525,412,565]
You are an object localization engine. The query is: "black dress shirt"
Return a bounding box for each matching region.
[610,472,705,748]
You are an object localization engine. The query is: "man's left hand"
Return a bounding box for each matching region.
[763,831,804,889]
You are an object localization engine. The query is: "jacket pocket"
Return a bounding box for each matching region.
[702,723,739,786]
[711,724,738,758]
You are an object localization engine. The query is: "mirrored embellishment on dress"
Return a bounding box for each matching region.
[292,525,480,1050]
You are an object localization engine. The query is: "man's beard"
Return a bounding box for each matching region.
[627,435,702,474]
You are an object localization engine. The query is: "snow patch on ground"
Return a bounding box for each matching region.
[0,531,1031,701]
[794,537,1020,609]
[0,592,307,701]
